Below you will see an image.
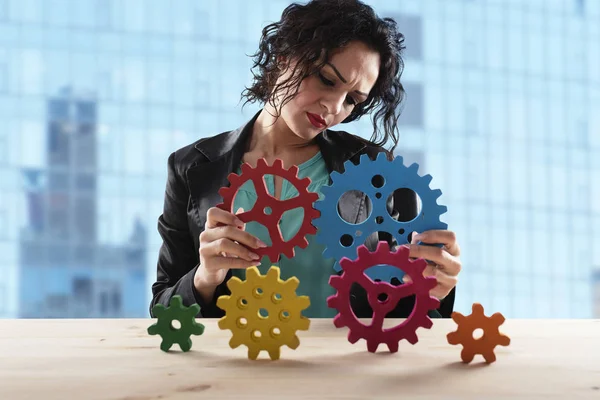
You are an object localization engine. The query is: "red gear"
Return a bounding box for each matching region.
[327,241,440,353]
[216,158,320,263]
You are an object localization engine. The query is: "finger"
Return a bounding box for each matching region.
[408,244,461,276]
[218,257,258,270]
[206,207,245,229]
[430,271,458,299]
[205,238,260,262]
[414,230,460,256]
[203,225,267,249]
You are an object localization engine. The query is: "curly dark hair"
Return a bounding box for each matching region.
[240,0,407,152]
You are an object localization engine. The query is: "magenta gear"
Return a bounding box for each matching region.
[327,241,440,353]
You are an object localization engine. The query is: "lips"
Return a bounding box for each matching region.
[307,112,326,128]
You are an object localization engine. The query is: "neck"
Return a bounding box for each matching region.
[248,105,314,158]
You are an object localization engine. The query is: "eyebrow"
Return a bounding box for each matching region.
[325,62,369,98]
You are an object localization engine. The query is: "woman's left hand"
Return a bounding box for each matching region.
[402,230,462,300]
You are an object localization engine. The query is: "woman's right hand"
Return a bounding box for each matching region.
[194,206,267,290]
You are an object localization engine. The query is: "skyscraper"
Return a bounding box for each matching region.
[18,87,147,318]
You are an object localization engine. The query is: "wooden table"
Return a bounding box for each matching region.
[0,318,598,399]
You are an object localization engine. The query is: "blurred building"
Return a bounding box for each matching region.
[18,87,147,318]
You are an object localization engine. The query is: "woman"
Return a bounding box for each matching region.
[150,0,462,319]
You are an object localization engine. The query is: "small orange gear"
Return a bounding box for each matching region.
[446,303,510,364]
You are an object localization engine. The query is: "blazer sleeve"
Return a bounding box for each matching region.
[149,152,230,318]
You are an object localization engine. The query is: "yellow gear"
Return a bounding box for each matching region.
[216,265,311,360]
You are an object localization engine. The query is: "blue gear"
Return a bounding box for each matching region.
[314,152,448,282]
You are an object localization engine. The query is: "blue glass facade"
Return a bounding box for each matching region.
[0,0,598,318]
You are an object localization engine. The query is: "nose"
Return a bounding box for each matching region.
[321,92,345,116]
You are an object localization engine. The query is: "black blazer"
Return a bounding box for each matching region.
[150,109,456,318]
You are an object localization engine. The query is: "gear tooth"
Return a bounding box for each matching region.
[326,295,338,308]
[328,275,342,288]
[357,245,371,259]
[266,266,281,281]
[375,241,390,253]
[297,316,310,331]
[437,205,448,215]
[267,347,281,361]
[422,174,433,184]
[498,334,511,347]
[229,334,243,349]
[245,266,261,280]
[408,163,419,173]
[376,151,388,161]
[330,170,343,182]
[433,189,443,199]
[451,312,466,324]
[483,350,497,364]
[248,347,261,360]
[472,303,485,315]
[406,332,419,345]
[179,338,193,352]
[256,158,268,168]
[273,158,284,169]
[297,296,311,311]
[332,314,347,328]
[491,312,506,326]
[461,348,475,363]
[300,177,311,188]
[147,324,159,335]
[240,163,252,173]
[347,330,362,344]
[217,317,229,330]
[387,341,399,353]
[283,276,299,292]
[366,340,380,353]
[359,153,370,164]
[289,165,299,176]
[446,331,460,345]
[287,334,301,349]
[422,318,434,329]
[216,295,230,310]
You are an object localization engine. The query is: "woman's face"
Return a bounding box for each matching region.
[273,40,381,141]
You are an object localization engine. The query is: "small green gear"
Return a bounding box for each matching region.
[148,295,205,352]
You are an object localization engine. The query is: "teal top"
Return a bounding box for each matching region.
[231,151,338,317]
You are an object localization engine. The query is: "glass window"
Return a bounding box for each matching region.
[422,15,443,62]
[123,0,145,33]
[507,28,526,73]
[526,33,544,76]
[398,82,423,128]
[146,0,171,35]
[173,0,194,37]
[123,128,145,175]
[389,13,423,61]
[122,58,146,102]
[70,0,95,29]
[147,61,171,105]
[43,0,69,27]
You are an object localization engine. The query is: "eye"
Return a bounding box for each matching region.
[318,72,357,106]
[318,72,334,86]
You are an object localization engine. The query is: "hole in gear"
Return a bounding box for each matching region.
[337,191,372,224]
[340,234,354,247]
[371,174,385,188]
[271,327,281,338]
[252,330,262,341]
[264,206,272,215]
[237,297,248,310]
[473,328,484,340]
[237,317,248,328]
[258,308,269,318]
[387,188,422,222]
[279,310,290,321]
[253,287,264,298]
[271,293,282,303]
[377,293,389,303]
[171,320,181,330]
